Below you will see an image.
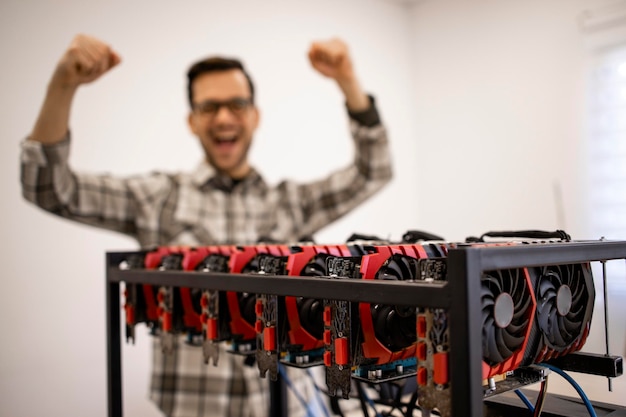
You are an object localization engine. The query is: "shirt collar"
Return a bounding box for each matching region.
[190,160,217,187]
[190,160,264,191]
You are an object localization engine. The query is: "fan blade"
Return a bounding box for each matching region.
[482,307,490,327]
[482,294,495,308]
[484,317,504,363]
[571,283,585,305]
[377,255,419,281]
[513,295,532,318]
[496,328,514,358]
[302,264,326,276]
[502,328,525,352]
[377,265,402,280]
[539,288,557,308]
[481,286,495,300]
[394,255,419,280]
[395,304,416,319]
[373,305,394,344]
[298,298,323,338]
[482,284,495,312]
[508,269,521,295]
[558,317,575,343]
[561,315,580,335]
[389,312,415,348]
[240,294,256,325]
[537,305,551,330]
[569,300,585,317]
[507,318,529,335]
[562,266,573,284]
[550,314,567,346]
[537,297,551,314]
[483,274,503,293]
[539,279,556,297]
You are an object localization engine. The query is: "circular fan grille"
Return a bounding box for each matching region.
[481,269,532,366]
[239,255,271,326]
[536,264,589,350]
[195,254,231,311]
[370,254,419,351]
[296,253,331,339]
[196,254,230,273]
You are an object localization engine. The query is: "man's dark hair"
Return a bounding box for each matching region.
[186,57,255,108]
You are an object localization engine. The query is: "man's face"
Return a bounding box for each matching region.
[188,69,259,179]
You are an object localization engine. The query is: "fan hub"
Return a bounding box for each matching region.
[556,285,573,316]
[494,293,514,328]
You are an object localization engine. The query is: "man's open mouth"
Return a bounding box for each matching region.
[213,135,237,145]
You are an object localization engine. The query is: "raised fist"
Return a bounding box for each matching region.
[52,34,121,88]
[308,38,355,83]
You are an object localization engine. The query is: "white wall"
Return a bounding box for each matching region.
[0,1,416,416]
[407,0,590,241]
[407,0,626,408]
[1,0,625,416]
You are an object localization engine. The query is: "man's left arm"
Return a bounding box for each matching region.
[282,39,392,240]
[308,37,370,112]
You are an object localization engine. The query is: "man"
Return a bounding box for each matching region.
[20,34,392,416]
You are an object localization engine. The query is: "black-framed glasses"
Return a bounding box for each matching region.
[192,98,252,117]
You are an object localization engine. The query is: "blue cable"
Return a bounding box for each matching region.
[278,364,331,417]
[357,383,384,417]
[539,363,598,417]
[278,364,308,409]
[514,389,535,412]
[306,369,331,417]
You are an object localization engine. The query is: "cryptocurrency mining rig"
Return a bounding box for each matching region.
[105,230,625,417]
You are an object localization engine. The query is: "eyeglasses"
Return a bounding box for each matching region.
[192,98,252,117]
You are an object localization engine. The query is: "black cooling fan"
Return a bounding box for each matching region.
[481,269,533,366]
[239,254,287,326]
[295,253,332,340]
[376,253,420,281]
[196,253,230,273]
[301,253,331,276]
[239,255,270,326]
[370,254,419,351]
[536,264,593,351]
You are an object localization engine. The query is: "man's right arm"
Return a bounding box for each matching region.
[20,35,152,238]
[29,34,121,145]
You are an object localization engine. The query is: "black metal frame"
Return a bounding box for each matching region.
[105,240,626,417]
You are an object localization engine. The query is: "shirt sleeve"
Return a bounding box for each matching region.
[347,95,381,127]
[289,95,393,239]
[19,132,171,239]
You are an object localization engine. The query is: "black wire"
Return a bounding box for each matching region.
[302,367,422,417]
[533,377,549,417]
[359,380,421,417]
[404,391,419,416]
[329,396,345,417]
[356,381,372,417]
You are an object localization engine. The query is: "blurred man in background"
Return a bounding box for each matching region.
[20,33,392,416]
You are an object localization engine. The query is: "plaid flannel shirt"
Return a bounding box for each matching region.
[20,101,392,417]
